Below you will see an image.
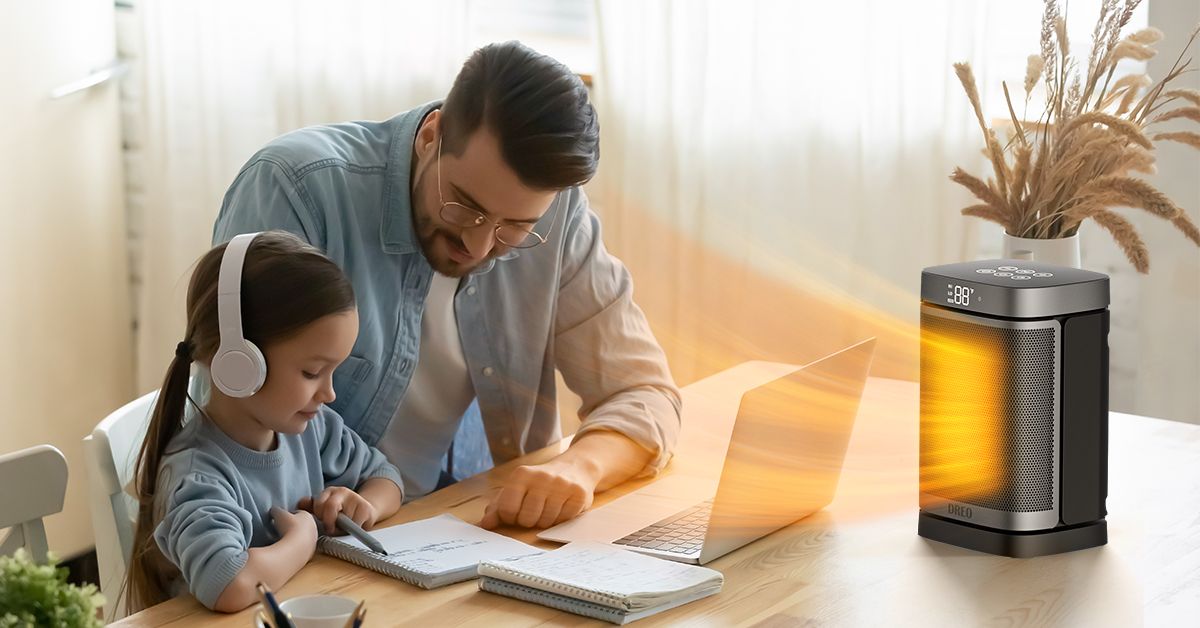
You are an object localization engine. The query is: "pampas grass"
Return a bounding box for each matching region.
[1057,111,1153,148]
[1151,106,1200,124]
[1129,27,1164,45]
[1153,131,1200,149]
[951,0,1200,273]
[1024,55,1046,96]
[1172,211,1200,246]
[1075,175,1181,220]
[1089,209,1150,272]
[1161,89,1200,106]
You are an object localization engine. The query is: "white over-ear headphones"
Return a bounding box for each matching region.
[210,232,267,398]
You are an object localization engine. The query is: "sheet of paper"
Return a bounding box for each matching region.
[487,541,722,597]
[331,513,541,575]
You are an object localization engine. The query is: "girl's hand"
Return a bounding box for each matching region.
[297,487,377,535]
[269,507,318,555]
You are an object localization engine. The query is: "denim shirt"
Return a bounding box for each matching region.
[211,101,681,476]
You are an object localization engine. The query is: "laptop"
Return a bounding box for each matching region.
[538,338,876,564]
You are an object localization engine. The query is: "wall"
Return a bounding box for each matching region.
[1104,0,1200,424]
[0,0,135,558]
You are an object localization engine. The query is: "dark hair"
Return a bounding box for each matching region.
[441,40,599,190]
[123,230,355,611]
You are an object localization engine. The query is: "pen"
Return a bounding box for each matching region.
[336,512,388,555]
[257,582,292,628]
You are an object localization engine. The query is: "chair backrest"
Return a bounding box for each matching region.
[0,444,69,563]
[83,388,159,621]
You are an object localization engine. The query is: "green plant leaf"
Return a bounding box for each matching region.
[0,549,105,628]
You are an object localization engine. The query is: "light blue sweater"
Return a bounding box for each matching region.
[152,408,403,609]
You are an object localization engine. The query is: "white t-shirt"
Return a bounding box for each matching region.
[377,272,476,498]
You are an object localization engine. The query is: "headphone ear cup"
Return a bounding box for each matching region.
[211,340,267,398]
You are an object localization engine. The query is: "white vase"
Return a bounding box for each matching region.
[1002,232,1081,268]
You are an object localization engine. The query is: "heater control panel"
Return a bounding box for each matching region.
[921,259,1109,319]
[973,265,1054,281]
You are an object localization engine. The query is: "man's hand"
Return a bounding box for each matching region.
[479,430,656,530]
[480,458,599,529]
[297,486,378,535]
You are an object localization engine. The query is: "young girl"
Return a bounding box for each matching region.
[124,231,404,613]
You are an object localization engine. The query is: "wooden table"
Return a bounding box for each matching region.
[115,362,1199,626]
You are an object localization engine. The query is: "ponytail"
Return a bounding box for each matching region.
[122,341,196,611]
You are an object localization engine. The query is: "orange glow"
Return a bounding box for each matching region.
[918,319,1007,503]
[705,371,877,536]
[553,202,930,523]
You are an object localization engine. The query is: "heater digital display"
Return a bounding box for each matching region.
[946,283,974,307]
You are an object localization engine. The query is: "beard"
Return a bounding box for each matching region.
[420,228,475,278]
[412,178,494,278]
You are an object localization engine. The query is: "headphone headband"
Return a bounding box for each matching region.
[217,234,256,342]
[211,233,267,397]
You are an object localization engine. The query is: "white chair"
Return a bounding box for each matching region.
[0,444,69,564]
[83,388,159,621]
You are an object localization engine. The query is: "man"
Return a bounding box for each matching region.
[212,41,680,530]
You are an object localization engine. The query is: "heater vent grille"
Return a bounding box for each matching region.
[920,312,1057,513]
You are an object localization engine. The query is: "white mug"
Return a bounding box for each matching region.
[269,594,359,628]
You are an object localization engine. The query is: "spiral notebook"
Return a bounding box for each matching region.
[317,513,542,589]
[477,541,724,624]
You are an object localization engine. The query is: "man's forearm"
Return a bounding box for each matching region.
[560,429,655,492]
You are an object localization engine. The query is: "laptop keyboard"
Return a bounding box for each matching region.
[613,500,712,555]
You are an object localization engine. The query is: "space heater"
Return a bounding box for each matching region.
[918,259,1109,557]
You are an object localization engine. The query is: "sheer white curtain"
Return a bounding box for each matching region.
[590,0,1032,382]
[125,0,472,391]
[592,1,1199,422]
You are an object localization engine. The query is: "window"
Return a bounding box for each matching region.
[466,0,597,79]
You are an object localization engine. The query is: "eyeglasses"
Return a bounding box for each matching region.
[436,137,561,249]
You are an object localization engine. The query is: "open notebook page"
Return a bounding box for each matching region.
[327,513,542,577]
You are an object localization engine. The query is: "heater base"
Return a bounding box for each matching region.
[918,512,1107,558]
